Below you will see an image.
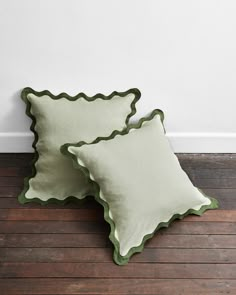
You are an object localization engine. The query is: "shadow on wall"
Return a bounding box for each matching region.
[1,89,31,133]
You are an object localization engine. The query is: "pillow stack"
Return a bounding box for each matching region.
[19,87,218,265]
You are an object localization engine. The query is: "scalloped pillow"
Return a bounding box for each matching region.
[61,109,218,265]
[18,87,140,204]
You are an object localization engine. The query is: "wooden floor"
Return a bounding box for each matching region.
[0,153,236,294]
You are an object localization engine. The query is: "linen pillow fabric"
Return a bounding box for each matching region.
[61,109,218,265]
[18,87,140,204]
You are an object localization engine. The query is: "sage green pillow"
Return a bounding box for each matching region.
[61,109,218,265]
[18,87,140,204]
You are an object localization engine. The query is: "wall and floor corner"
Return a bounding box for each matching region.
[0,0,236,153]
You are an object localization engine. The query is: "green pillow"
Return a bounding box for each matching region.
[61,109,218,265]
[19,87,140,205]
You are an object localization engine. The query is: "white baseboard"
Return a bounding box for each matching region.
[167,132,236,153]
[0,132,34,153]
[0,132,236,153]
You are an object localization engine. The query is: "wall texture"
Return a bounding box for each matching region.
[0,0,235,152]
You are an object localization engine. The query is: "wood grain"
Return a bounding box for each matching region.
[1,278,236,294]
[0,153,235,295]
[0,208,234,221]
[0,220,109,234]
[1,263,236,279]
[2,248,236,263]
[0,197,102,209]
[0,208,103,221]
[0,233,235,248]
[178,153,236,169]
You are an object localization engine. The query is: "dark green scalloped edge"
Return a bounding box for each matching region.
[61,109,219,265]
[18,87,141,205]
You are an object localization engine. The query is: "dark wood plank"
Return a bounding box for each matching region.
[0,186,22,197]
[1,262,236,279]
[1,233,235,249]
[177,153,236,169]
[0,153,32,159]
[184,210,236,222]
[0,167,30,177]
[0,221,109,234]
[0,233,109,248]
[184,168,236,179]
[193,178,236,189]
[0,208,103,221]
[1,278,236,294]
[203,188,236,209]
[0,197,102,209]
[2,248,236,263]
[0,220,235,234]
[0,247,112,263]
[0,208,233,221]
[0,177,26,186]
[204,188,236,198]
[160,221,236,235]
[0,154,33,168]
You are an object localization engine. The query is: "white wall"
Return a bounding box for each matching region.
[0,0,236,152]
